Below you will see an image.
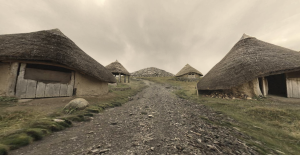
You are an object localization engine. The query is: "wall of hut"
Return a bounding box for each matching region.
[177,73,201,78]
[229,78,262,98]
[0,62,109,98]
[74,72,108,96]
[0,62,14,96]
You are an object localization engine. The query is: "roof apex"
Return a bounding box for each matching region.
[240,33,254,41]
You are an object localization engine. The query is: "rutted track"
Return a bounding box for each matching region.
[11,80,257,155]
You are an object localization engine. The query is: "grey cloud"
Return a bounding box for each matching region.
[1,0,300,74]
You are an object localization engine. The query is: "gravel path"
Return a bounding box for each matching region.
[11,80,257,155]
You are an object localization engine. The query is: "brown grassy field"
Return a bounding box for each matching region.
[0,79,147,154]
[141,77,300,155]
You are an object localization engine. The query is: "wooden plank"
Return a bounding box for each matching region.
[286,78,292,98]
[298,78,300,98]
[261,77,268,96]
[45,84,55,97]
[7,62,19,96]
[66,72,74,96]
[16,63,27,98]
[67,85,73,96]
[292,79,299,98]
[16,79,28,98]
[124,75,126,83]
[60,84,68,96]
[25,80,37,98]
[36,82,46,98]
[52,84,61,97]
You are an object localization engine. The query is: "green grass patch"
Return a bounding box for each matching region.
[0,79,147,154]
[0,133,33,150]
[0,144,9,155]
[25,128,49,141]
[141,77,300,154]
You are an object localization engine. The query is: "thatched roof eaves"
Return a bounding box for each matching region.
[105,60,130,75]
[175,64,203,77]
[0,29,117,83]
[197,34,300,90]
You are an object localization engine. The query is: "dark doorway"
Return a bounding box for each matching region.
[266,74,287,97]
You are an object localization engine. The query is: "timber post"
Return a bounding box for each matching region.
[119,73,121,83]
[128,75,130,83]
[124,74,126,83]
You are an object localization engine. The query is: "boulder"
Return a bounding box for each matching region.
[64,98,89,110]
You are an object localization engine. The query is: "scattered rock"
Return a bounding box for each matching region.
[53,119,65,123]
[148,115,153,118]
[64,98,89,110]
[99,149,110,154]
[18,99,33,103]
[150,147,155,151]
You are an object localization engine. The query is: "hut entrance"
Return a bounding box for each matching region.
[266,74,287,97]
[15,63,74,99]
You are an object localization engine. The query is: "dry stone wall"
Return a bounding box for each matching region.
[131,67,174,77]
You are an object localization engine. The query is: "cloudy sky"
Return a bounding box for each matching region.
[1,0,300,75]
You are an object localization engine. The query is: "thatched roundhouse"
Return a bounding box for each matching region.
[0,29,116,99]
[131,67,174,77]
[175,64,203,78]
[197,34,300,98]
[105,60,130,83]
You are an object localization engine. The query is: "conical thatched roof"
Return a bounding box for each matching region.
[0,29,116,83]
[197,34,300,90]
[131,67,174,77]
[105,60,130,75]
[175,64,203,77]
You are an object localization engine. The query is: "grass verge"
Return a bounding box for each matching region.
[0,79,147,154]
[141,77,300,155]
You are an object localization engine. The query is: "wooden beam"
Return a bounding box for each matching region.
[124,74,126,83]
[119,73,121,83]
[7,62,19,96]
[16,63,27,98]
[2,60,75,71]
[128,75,130,83]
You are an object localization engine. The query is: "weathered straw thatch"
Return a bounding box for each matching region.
[175,64,203,77]
[131,67,174,77]
[0,29,116,83]
[105,60,130,75]
[197,34,300,90]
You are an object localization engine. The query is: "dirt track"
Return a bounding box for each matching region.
[11,80,257,155]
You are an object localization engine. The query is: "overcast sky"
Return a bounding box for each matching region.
[1,0,300,75]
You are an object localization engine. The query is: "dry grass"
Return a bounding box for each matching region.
[141,77,300,155]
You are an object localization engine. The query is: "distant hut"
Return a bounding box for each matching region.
[175,64,203,78]
[197,34,300,98]
[0,29,116,99]
[106,60,130,83]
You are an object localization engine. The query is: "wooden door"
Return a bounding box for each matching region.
[15,63,74,99]
[286,71,300,98]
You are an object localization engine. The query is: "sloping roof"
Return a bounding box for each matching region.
[197,34,300,90]
[175,64,203,77]
[105,60,130,75]
[0,29,116,83]
[131,67,174,77]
